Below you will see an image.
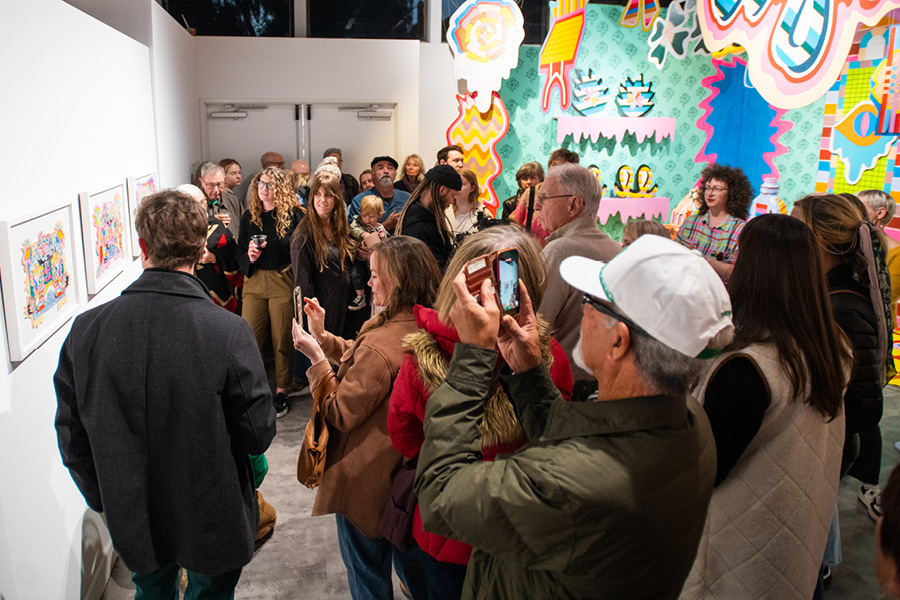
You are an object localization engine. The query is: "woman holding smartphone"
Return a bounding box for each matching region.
[238,166,303,418]
[292,236,441,600]
[388,226,574,600]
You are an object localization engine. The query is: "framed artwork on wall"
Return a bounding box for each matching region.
[79,183,129,295]
[126,173,158,258]
[0,199,81,362]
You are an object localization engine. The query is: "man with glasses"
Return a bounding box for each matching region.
[413,235,731,599]
[537,163,621,382]
[198,161,241,238]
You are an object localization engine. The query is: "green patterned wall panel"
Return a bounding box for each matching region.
[494,4,826,229]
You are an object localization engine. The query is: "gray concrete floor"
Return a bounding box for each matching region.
[100,384,900,600]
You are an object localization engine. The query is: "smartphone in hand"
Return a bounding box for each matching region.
[494,248,520,316]
[293,286,303,327]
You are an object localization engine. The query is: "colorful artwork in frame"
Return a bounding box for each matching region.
[79,184,128,295]
[0,199,81,362]
[127,173,157,258]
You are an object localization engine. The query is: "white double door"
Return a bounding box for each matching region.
[203,101,397,200]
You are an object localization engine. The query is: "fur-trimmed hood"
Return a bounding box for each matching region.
[403,305,556,448]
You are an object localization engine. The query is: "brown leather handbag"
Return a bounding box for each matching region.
[297,372,337,489]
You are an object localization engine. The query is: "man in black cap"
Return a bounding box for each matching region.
[395,164,462,270]
[347,155,409,231]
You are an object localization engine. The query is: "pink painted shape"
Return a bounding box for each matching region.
[597,196,671,225]
[556,116,676,144]
[695,56,792,179]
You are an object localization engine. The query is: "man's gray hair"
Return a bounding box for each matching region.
[323,147,342,158]
[199,161,224,179]
[551,163,602,218]
[602,310,733,397]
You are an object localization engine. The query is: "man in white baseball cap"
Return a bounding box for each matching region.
[412,234,733,599]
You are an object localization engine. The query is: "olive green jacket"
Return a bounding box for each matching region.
[416,344,716,600]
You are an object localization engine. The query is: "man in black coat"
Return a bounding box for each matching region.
[54,189,276,597]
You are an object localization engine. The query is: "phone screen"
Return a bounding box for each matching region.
[496,249,519,314]
[293,286,303,325]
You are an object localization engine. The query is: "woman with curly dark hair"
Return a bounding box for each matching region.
[238,166,304,416]
[675,163,754,281]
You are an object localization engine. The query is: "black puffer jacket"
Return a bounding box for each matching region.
[828,264,883,436]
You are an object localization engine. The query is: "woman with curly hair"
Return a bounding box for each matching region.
[238,166,304,417]
[291,172,356,352]
[675,163,753,281]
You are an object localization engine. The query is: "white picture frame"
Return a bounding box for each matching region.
[79,183,129,295]
[126,173,157,258]
[0,199,81,362]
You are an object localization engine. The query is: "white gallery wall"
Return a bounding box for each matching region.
[0,2,472,598]
[0,0,196,598]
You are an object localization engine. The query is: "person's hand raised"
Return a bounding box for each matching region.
[292,319,325,364]
[303,297,327,342]
[497,282,542,373]
[449,271,501,350]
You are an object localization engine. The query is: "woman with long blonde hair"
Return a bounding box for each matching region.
[238,166,303,417]
[395,154,425,194]
[291,172,357,350]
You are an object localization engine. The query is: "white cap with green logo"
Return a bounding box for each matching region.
[559,235,732,358]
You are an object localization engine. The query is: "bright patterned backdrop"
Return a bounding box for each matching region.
[493,4,826,235]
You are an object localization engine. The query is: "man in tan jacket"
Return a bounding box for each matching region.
[537,163,621,382]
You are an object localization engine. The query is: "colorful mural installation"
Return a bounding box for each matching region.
[817,13,900,199]
[447,92,510,216]
[93,196,125,277]
[495,4,823,229]
[696,56,792,196]
[647,0,697,68]
[539,0,588,112]
[616,74,656,116]
[21,222,70,328]
[697,0,900,109]
[447,0,526,113]
[572,68,609,115]
[619,0,660,32]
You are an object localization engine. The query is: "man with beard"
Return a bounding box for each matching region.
[347,156,409,232]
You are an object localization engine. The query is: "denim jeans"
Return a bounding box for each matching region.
[131,562,241,600]
[336,514,396,599]
[391,542,467,600]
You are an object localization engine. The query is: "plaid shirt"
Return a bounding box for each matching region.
[675,213,746,264]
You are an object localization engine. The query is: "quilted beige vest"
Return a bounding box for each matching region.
[680,344,845,600]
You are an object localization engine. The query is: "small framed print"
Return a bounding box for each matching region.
[0,199,81,362]
[79,183,129,295]
[127,173,157,258]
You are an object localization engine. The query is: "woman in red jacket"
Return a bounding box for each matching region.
[388,225,574,600]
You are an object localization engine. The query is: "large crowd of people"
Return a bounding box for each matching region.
[53,144,900,600]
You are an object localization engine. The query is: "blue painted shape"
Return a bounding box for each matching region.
[704,59,777,191]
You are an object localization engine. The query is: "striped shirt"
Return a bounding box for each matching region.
[675,213,746,264]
